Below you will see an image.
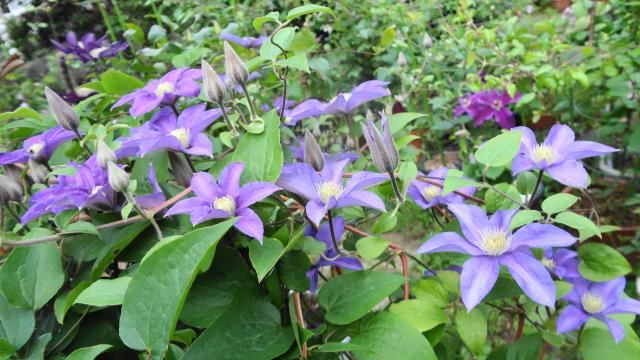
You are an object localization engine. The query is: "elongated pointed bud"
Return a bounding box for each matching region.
[45,87,79,131]
[397,52,407,67]
[223,42,249,87]
[0,174,23,204]
[28,158,49,183]
[201,59,227,104]
[168,152,193,187]
[304,130,325,172]
[97,140,116,168]
[422,32,433,49]
[361,114,399,174]
[107,162,129,193]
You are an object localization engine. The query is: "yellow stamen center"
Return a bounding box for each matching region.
[28,143,45,156]
[479,227,512,256]
[213,195,236,214]
[531,144,558,165]
[541,257,556,270]
[170,128,190,148]
[422,187,441,201]
[316,181,344,204]
[89,46,108,58]
[581,293,605,314]
[155,81,175,98]
[91,185,103,196]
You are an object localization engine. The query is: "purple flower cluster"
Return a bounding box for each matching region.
[52,31,128,63]
[454,90,521,129]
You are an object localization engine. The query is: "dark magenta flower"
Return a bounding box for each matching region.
[407,167,475,209]
[323,80,390,115]
[220,31,267,49]
[454,90,520,129]
[557,277,640,343]
[511,124,617,188]
[305,217,363,292]
[166,162,280,241]
[541,248,580,280]
[277,159,387,226]
[0,126,75,166]
[417,204,576,310]
[21,156,118,224]
[112,68,202,117]
[134,105,222,157]
[52,31,128,63]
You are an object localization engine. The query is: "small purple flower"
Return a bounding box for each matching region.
[135,164,166,210]
[0,126,75,166]
[305,217,363,292]
[52,31,128,63]
[454,90,520,129]
[323,80,390,115]
[277,159,387,226]
[112,68,202,117]
[453,93,478,118]
[165,162,280,241]
[21,156,117,224]
[541,248,580,280]
[417,203,576,310]
[407,167,475,209]
[557,277,640,343]
[220,31,267,49]
[134,105,222,157]
[289,141,359,164]
[511,124,617,188]
[280,99,325,126]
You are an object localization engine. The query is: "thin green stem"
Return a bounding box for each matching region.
[73,129,93,156]
[125,193,163,240]
[218,103,238,135]
[389,172,404,203]
[327,210,347,257]
[239,84,257,121]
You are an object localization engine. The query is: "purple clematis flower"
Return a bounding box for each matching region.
[541,248,580,280]
[112,68,202,117]
[165,162,280,241]
[220,31,267,49]
[511,124,617,188]
[277,159,387,226]
[281,99,326,126]
[52,31,128,63]
[417,203,576,310]
[557,277,640,343]
[21,156,118,224]
[135,164,166,210]
[0,126,75,166]
[323,80,390,115]
[454,90,520,129]
[305,217,363,292]
[407,167,476,209]
[289,139,359,164]
[453,93,478,118]
[122,105,222,157]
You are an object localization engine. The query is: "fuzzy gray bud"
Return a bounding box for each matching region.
[304,130,325,172]
[361,114,399,174]
[107,162,130,193]
[0,173,23,204]
[45,87,79,131]
[28,158,49,184]
[168,152,193,188]
[97,140,116,168]
[422,33,433,49]
[397,52,407,67]
[223,42,249,87]
[201,59,227,104]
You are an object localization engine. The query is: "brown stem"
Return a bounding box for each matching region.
[293,292,308,359]
[400,252,409,300]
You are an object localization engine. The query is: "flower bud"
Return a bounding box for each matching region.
[168,152,193,187]
[45,87,79,131]
[361,114,399,174]
[97,140,116,168]
[0,173,23,204]
[304,130,325,172]
[422,32,433,49]
[201,59,227,104]
[28,158,49,183]
[223,42,249,87]
[107,162,129,193]
[397,52,407,67]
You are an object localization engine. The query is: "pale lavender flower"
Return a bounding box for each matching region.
[417,203,576,310]
[541,248,580,280]
[220,31,267,49]
[0,126,75,165]
[407,167,475,209]
[323,80,390,115]
[511,124,617,188]
[52,31,128,63]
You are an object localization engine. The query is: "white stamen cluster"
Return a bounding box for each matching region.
[479,227,512,256]
[316,181,344,204]
[541,257,556,270]
[155,82,175,98]
[581,293,605,314]
[170,128,190,148]
[422,187,441,201]
[28,143,45,156]
[213,195,236,214]
[531,144,558,165]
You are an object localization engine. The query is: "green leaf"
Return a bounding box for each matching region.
[509,210,542,230]
[413,278,449,307]
[387,112,427,134]
[286,4,334,20]
[249,237,285,282]
[232,110,283,183]
[378,26,396,49]
[572,70,590,88]
[148,25,167,43]
[0,107,42,122]
[23,333,50,360]
[350,312,437,360]
[475,131,522,167]
[279,52,310,73]
[259,27,296,60]
[580,327,640,360]
[515,171,538,195]
[389,299,447,332]
[172,47,208,68]
[65,344,112,360]
[253,11,280,31]
[318,271,405,324]
[0,293,34,349]
[356,236,389,260]
[64,221,100,237]
[517,93,536,107]
[74,277,131,307]
[455,308,487,355]
[578,243,631,281]
[442,169,479,196]
[118,219,235,359]
[100,70,144,96]
[277,251,311,291]
[542,194,579,214]
[0,242,64,310]
[91,222,149,280]
[317,342,368,353]
[554,211,601,240]
[485,183,521,212]
[182,299,293,360]
[372,213,397,234]
[53,281,90,324]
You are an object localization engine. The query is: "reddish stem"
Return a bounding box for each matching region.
[400,251,409,300]
[515,313,525,341]
[293,292,308,359]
